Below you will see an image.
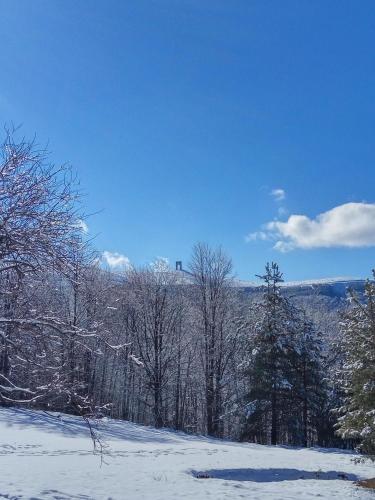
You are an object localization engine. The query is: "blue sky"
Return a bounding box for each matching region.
[1,0,375,281]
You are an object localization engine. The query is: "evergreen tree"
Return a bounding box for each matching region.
[242,263,300,445]
[242,263,326,446]
[336,270,375,459]
[291,315,325,447]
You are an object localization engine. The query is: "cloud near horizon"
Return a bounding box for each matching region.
[246,202,375,252]
[102,251,131,270]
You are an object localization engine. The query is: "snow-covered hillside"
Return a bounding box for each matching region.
[0,408,374,500]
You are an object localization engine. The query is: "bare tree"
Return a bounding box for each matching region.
[0,131,105,418]
[189,243,233,437]
[126,260,185,428]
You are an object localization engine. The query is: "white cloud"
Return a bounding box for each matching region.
[247,202,375,252]
[75,219,89,233]
[245,231,268,242]
[102,251,131,270]
[270,188,286,201]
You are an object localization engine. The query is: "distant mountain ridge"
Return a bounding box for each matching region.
[234,277,366,299]
[173,262,366,300]
[116,261,367,301]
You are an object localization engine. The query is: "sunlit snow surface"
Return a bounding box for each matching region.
[0,408,374,499]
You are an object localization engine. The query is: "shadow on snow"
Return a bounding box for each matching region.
[193,468,358,482]
[0,408,215,445]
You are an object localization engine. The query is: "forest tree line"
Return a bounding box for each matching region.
[0,133,374,458]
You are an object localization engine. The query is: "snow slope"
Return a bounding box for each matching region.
[0,408,374,500]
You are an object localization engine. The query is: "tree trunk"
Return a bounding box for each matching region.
[303,360,308,447]
[271,390,277,445]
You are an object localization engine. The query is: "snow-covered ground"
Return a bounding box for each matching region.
[0,408,374,499]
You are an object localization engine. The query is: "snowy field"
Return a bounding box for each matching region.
[0,408,374,499]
